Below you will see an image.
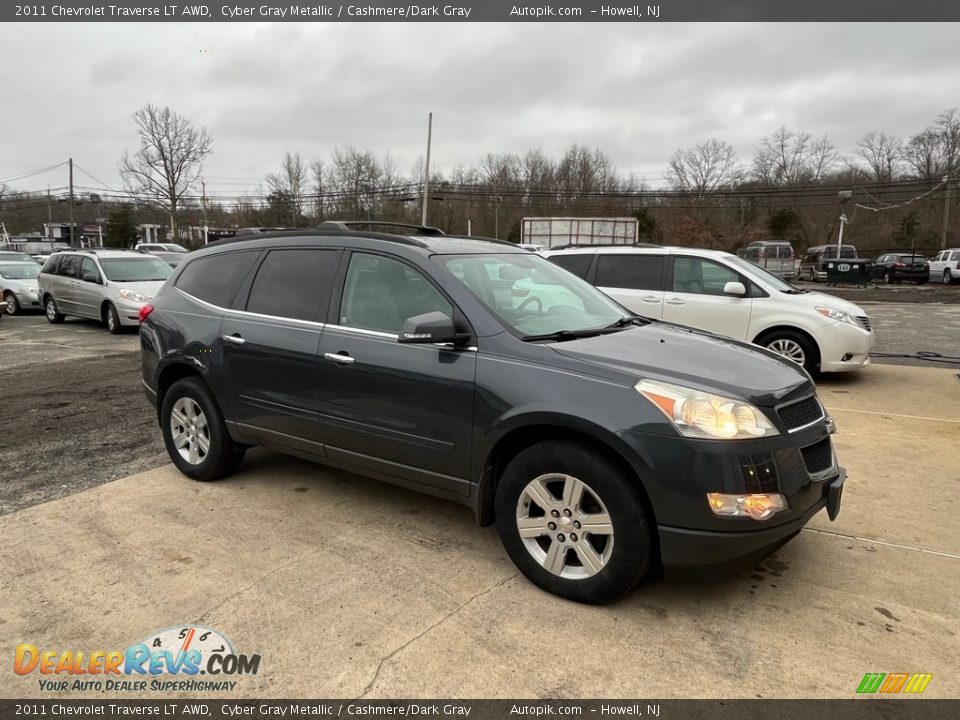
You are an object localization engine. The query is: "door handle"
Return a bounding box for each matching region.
[324,352,355,365]
[221,334,246,345]
[666,298,685,305]
[641,296,660,303]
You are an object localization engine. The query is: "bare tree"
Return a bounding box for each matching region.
[904,108,960,180]
[850,131,902,181]
[808,134,838,182]
[265,151,307,225]
[330,146,382,217]
[119,103,212,241]
[666,138,742,198]
[310,159,326,221]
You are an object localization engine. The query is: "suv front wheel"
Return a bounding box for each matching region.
[495,440,653,604]
[160,377,246,481]
[45,296,65,324]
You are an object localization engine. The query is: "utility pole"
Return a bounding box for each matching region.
[942,175,952,250]
[68,158,76,247]
[47,186,53,245]
[201,179,209,244]
[421,112,432,227]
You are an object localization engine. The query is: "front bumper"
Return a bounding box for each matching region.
[659,470,845,579]
[817,320,875,373]
[116,299,148,326]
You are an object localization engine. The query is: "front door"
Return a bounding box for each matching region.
[662,255,753,340]
[316,251,476,494]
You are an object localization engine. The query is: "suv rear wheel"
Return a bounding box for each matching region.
[945,270,954,285]
[160,378,245,481]
[495,440,653,604]
[45,296,65,324]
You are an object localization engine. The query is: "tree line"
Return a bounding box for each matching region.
[1,104,957,254]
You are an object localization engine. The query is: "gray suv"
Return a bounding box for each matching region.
[141,228,846,603]
[38,249,173,333]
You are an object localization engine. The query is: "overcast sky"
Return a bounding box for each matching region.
[1,22,957,200]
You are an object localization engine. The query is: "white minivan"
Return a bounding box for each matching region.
[544,246,874,373]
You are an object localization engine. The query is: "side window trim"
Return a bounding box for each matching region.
[175,249,263,310]
[240,247,342,322]
[667,255,749,296]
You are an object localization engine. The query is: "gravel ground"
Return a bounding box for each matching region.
[0,318,166,516]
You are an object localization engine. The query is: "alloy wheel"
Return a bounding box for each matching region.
[170,397,210,465]
[766,338,806,365]
[515,473,614,580]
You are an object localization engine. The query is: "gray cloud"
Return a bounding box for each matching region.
[1,22,957,197]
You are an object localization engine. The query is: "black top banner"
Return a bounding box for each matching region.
[5,0,960,22]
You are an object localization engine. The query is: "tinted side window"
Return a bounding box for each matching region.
[340,253,452,335]
[952,252,960,262]
[80,257,99,281]
[176,251,260,308]
[672,257,739,296]
[58,256,81,278]
[549,254,593,279]
[245,249,339,322]
[596,255,664,291]
[42,256,61,274]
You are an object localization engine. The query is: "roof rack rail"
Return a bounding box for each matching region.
[316,220,446,237]
[441,234,517,247]
[204,227,430,249]
[548,241,662,250]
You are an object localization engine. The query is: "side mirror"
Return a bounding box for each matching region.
[82,272,100,284]
[724,281,747,297]
[398,311,467,345]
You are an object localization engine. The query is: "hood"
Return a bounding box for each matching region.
[3,278,38,292]
[777,290,867,316]
[551,323,812,407]
[111,280,165,299]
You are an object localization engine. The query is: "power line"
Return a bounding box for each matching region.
[0,161,69,185]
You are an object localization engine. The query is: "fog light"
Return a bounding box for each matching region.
[707,493,788,521]
[841,353,853,362]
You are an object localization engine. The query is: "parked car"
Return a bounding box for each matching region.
[0,250,40,265]
[135,242,189,253]
[38,249,173,333]
[738,240,796,279]
[545,246,874,374]
[145,250,187,268]
[518,243,546,254]
[871,252,929,284]
[141,228,845,604]
[929,248,960,284]
[0,261,42,315]
[799,244,858,282]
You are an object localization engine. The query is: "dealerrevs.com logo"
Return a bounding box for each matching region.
[13,625,261,693]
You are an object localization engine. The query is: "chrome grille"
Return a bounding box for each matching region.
[776,396,825,431]
[856,315,872,332]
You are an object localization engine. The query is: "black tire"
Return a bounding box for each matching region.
[160,377,245,481]
[104,302,122,334]
[4,292,19,316]
[916,278,928,285]
[494,440,653,604]
[883,270,893,284]
[758,329,819,374]
[945,270,954,286]
[44,296,65,324]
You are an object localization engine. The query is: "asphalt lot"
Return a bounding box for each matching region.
[1,298,959,699]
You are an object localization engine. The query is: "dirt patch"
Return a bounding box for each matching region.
[795,280,960,304]
[0,351,167,515]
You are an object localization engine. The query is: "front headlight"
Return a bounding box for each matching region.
[636,379,779,440]
[815,306,860,328]
[119,289,147,303]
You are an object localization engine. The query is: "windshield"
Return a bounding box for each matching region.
[0,263,40,280]
[99,257,173,282]
[0,253,35,263]
[439,253,629,337]
[725,255,801,292]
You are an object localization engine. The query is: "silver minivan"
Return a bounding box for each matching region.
[38,250,173,333]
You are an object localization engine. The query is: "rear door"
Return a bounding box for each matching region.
[929,251,946,278]
[74,257,103,319]
[662,255,753,340]
[315,251,476,494]
[54,255,82,314]
[593,253,666,319]
[218,247,341,451]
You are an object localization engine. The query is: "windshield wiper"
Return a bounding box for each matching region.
[604,315,651,329]
[522,329,607,342]
[780,288,807,294]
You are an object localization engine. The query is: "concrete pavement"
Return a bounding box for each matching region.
[1,364,958,699]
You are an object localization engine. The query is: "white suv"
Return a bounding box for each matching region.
[545,246,875,373]
[929,248,960,284]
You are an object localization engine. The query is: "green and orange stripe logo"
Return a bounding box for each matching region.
[857,673,933,694]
